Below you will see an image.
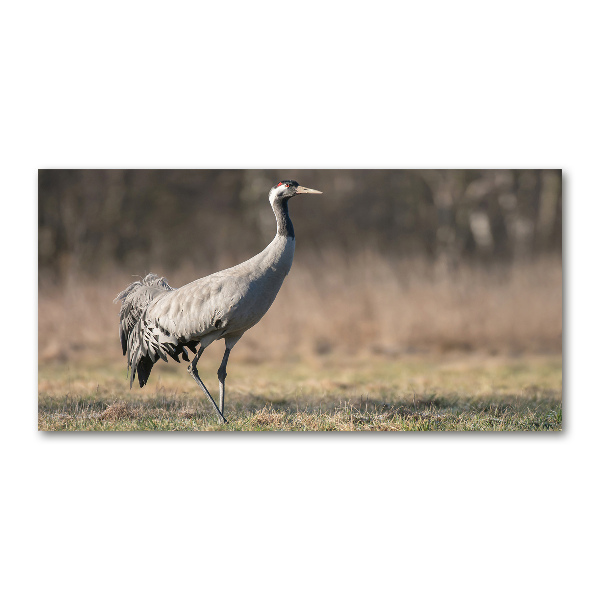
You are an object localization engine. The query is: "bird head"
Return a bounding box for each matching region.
[269,180,322,205]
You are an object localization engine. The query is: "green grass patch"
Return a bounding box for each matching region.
[38,354,562,431]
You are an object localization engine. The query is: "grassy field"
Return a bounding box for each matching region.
[38,257,562,431]
[38,353,562,431]
[39,257,562,365]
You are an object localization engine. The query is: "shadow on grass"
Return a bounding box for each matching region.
[38,389,562,432]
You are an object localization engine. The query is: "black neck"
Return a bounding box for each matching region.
[273,198,295,238]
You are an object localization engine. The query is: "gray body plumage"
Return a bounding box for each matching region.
[114,181,321,422]
[151,234,295,346]
[117,236,294,387]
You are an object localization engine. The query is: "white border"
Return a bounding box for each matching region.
[3,1,596,598]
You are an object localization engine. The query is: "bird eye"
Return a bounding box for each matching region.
[285,184,290,187]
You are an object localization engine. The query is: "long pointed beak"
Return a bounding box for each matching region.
[296,186,322,194]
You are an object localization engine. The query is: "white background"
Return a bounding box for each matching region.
[1,1,597,598]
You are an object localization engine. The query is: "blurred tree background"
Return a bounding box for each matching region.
[37,170,562,363]
[38,169,561,282]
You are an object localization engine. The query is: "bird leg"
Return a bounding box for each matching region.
[217,348,231,419]
[187,348,227,424]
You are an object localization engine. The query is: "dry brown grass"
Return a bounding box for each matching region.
[38,350,562,431]
[38,254,562,367]
[99,402,133,421]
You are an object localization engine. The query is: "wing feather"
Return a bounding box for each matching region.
[115,274,195,387]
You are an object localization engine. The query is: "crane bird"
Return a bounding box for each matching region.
[114,180,322,423]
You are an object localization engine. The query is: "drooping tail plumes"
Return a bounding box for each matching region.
[114,274,197,387]
[114,274,173,355]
